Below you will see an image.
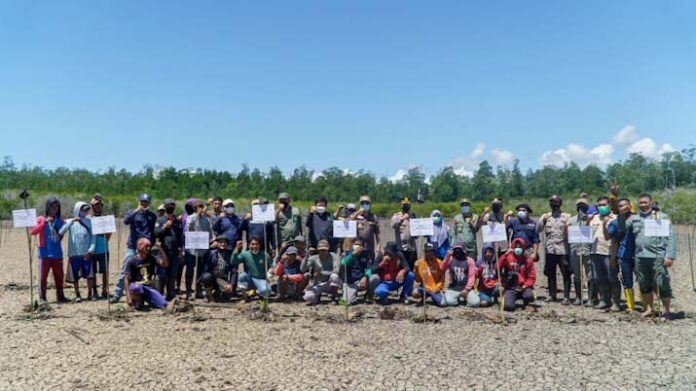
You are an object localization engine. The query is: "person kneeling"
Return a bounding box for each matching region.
[470,243,501,307]
[274,246,307,301]
[440,242,476,306]
[499,238,536,312]
[370,242,415,305]
[302,240,341,305]
[125,238,169,310]
[199,235,236,302]
[412,242,446,306]
[339,238,374,304]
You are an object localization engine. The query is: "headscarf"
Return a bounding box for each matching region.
[429,209,449,247]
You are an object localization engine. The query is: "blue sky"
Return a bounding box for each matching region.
[1,1,694,180]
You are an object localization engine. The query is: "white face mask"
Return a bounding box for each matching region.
[224,206,235,215]
[517,211,527,220]
[315,206,326,214]
[352,244,361,252]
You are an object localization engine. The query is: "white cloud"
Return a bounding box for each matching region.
[612,125,639,147]
[626,137,675,160]
[471,142,485,159]
[490,148,515,166]
[539,143,614,168]
[388,168,408,183]
[538,124,676,168]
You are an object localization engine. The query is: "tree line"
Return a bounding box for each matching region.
[1,148,695,204]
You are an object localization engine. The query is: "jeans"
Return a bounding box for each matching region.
[374,272,415,299]
[415,287,444,306]
[591,254,621,305]
[237,272,270,296]
[619,256,634,289]
[112,248,136,300]
[476,286,501,306]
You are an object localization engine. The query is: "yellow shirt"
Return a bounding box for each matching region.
[414,258,444,292]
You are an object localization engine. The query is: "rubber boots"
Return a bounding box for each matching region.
[624,288,635,313]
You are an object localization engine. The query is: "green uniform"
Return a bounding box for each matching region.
[449,213,481,259]
[619,211,676,298]
[277,206,303,245]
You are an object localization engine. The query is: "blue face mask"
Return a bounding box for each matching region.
[361,204,370,211]
[514,248,524,256]
[598,205,610,216]
[433,216,442,224]
[460,206,470,214]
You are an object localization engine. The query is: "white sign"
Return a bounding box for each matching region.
[482,222,507,243]
[252,204,276,223]
[644,219,671,238]
[568,225,592,244]
[185,232,210,250]
[332,220,357,238]
[410,218,434,237]
[91,215,117,235]
[12,209,37,228]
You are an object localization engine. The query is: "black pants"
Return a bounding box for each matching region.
[183,251,209,295]
[503,287,534,311]
[402,250,417,271]
[157,253,179,301]
[545,254,572,299]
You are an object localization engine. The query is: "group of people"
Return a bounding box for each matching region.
[30,187,677,319]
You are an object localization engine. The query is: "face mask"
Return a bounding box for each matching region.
[224,206,235,215]
[550,204,560,211]
[453,249,465,259]
[460,206,470,214]
[577,205,588,214]
[361,204,370,211]
[79,212,87,218]
[517,211,527,220]
[433,216,442,224]
[598,206,610,216]
[514,248,523,256]
[352,245,361,252]
[165,207,175,214]
[402,204,411,213]
[315,206,326,214]
[492,204,502,212]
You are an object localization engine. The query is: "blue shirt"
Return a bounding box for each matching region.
[607,218,635,260]
[507,218,539,249]
[123,209,157,250]
[213,214,248,245]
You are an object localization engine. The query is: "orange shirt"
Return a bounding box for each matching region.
[414,258,444,292]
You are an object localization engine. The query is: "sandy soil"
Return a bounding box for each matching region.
[1,223,695,390]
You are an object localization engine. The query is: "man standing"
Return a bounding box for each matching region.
[391,197,417,270]
[568,196,594,306]
[506,203,539,259]
[606,197,636,312]
[59,201,97,302]
[89,195,111,299]
[154,198,183,301]
[619,193,676,319]
[589,196,621,311]
[246,198,276,255]
[449,198,483,260]
[306,196,335,251]
[276,192,303,246]
[482,197,509,254]
[537,195,571,303]
[185,200,213,299]
[213,199,248,245]
[353,195,381,260]
[111,194,157,303]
